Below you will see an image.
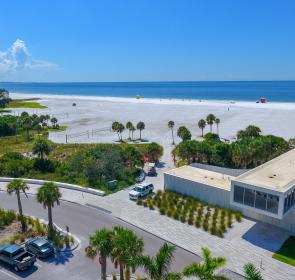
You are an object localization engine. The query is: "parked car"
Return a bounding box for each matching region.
[147,166,157,177]
[25,238,54,258]
[129,183,154,200]
[0,244,36,271]
[136,170,146,182]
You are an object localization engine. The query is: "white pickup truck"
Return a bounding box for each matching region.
[129,183,154,200]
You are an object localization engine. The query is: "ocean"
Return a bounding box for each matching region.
[1,81,295,102]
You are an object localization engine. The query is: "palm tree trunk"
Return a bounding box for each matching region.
[16,191,25,233]
[210,125,212,133]
[129,130,131,139]
[48,204,53,234]
[101,255,107,280]
[119,262,124,280]
[201,128,204,137]
[171,128,175,145]
[131,131,133,140]
[139,130,142,140]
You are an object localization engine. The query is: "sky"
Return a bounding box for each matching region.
[0,0,295,82]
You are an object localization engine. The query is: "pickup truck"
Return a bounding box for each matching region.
[129,183,154,200]
[0,244,36,271]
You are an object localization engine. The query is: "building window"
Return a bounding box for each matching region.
[284,189,295,214]
[244,188,255,207]
[255,191,267,211]
[233,185,279,215]
[233,185,244,204]
[267,194,279,214]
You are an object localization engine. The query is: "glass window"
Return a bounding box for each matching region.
[244,188,255,207]
[267,194,279,214]
[233,185,244,204]
[255,191,267,211]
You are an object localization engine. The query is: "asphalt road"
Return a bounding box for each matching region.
[0,192,200,280]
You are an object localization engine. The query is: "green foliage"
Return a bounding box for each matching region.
[0,89,10,108]
[183,247,226,280]
[243,263,264,280]
[173,126,289,168]
[0,208,16,227]
[177,126,192,141]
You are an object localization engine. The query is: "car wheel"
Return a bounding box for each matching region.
[13,265,19,272]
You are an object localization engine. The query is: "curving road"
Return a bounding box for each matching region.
[0,192,200,280]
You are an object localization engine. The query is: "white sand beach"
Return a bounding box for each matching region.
[9,92,295,166]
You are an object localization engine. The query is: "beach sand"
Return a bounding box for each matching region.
[9,93,295,167]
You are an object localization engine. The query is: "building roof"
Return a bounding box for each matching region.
[165,165,233,191]
[234,149,295,192]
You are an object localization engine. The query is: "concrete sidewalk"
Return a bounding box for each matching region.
[1,182,294,280]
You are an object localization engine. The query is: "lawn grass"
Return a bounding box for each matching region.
[8,99,48,109]
[273,236,295,266]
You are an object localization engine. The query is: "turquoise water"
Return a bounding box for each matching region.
[1,81,295,102]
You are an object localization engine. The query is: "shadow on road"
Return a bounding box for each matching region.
[39,250,74,266]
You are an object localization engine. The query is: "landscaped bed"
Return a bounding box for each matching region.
[137,190,242,237]
[0,208,74,249]
[273,236,295,267]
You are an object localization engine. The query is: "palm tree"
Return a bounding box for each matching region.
[118,123,125,141]
[111,226,144,280]
[50,117,58,128]
[134,243,179,280]
[198,119,206,137]
[168,121,175,145]
[177,126,192,141]
[112,122,121,141]
[243,263,264,280]
[183,247,227,280]
[206,114,216,133]
[85,228,113,280]
[136,122,145,141]
[130,125,136,141]
[215,118,220,135]
[36,182,61,235]
[7,179,29,233]
[126,122,133,140]
[32,139,51,159]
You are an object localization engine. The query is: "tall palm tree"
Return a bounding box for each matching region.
[50,117,58,128]
[215,118,220,135]
[111,226,144,280]
[198,119,206,137]
[130,125,136,141]
[32,139,51,159]
[85,228,114,280]
[243,263,264,280]
[7,179,29,233]
[168,121,175,145]
[118,123,125,141]
[112,122,121,141]
[126,122,133,140]
[206,114,216,133]
[36,182,61,235]
[183,247,227,280]
[134,243,179,280]
[136,122,145,141]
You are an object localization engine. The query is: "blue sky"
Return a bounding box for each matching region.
[0,0,295,82]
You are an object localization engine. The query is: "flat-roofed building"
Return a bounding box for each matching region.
[164,150,295,233]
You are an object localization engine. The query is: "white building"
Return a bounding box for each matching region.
[164,149,295,233]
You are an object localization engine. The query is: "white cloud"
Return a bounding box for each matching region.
[0,39,58,73]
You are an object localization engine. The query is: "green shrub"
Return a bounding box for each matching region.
[188,217,194,225]
[173,211,179,220]
[137,199,142,206]
[64,235,70,248]
[235,212,242,222]
[159,207,166,215]
[203,222,209,231]
[180,215,186,223]
[143,201,148,207]
[167,210,173,217]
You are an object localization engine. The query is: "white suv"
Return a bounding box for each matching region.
[129,183,154,200]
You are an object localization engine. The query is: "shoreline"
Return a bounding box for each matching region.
[10,92,295,110]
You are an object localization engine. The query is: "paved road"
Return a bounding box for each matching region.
[0,192,200,280]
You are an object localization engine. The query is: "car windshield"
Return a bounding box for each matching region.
[40,244,50,250]
[11,248,24,257]
[133,187,143,192]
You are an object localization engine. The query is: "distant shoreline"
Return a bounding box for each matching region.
[10,92,295,110]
